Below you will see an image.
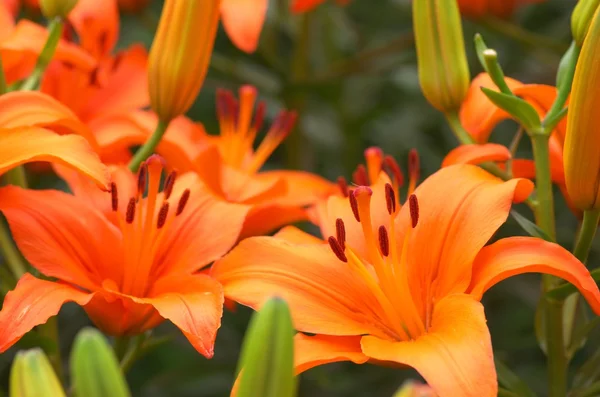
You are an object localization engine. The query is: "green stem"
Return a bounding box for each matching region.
[0,217,27,279]
[6,166,28,189]
[0,55,6,95]
[128,119,170,172]
[114,336,131,361]
[120,333,147,373]
[548,267,600,301]
[573,210,600,263]
[37,317,62,382]
[19,18,64,91]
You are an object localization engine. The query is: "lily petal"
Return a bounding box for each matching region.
[0,127,109,188]
[468,237,600,314]
[220,0,267,53]
[241,204,308,238]
[68,0,119,59]
[294,333,368,374]
[442,143,511,167]
[0,186,120,290]
[361,294,496,397]
[291,0,326,13]
[274,226,323,244]
[0,274,93,353]
[258,170,337,207]
[212,236,393,338]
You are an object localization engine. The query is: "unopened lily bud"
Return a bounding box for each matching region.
[148,0,221,122]
[413,0,470,112]
[9,349,66,397]
[39,0,77,18]
[572,0,600,47]
[564,5,600,210]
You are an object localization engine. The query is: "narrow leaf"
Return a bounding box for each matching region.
[481,88,542,132]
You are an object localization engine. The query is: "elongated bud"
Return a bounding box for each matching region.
[565,6,600,211]
[413,0,470,112]
[70,328,131,397]
[236,298,297,397]
[148,0,221,122]
[10,349,67,397]
[572,0,600,47]
[39,0,78,18]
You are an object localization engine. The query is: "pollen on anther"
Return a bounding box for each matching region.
[378,226,390,257]
[409,194,419,228]
[337,176,349,197]
[125,197,136,224]
[328,236,348,263]
[335,218,346,249]
[384,183,396,215]
[137,163,148,195]
[157,202,169,229]
[164,171,177,199]
[176,189,191,216]
[110,182,118,211]
[408,149,420,179]
[352,164,369,186]
[349,192,361,223]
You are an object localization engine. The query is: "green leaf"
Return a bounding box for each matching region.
[510,210,553,242]
[70,328,131,397]
[574,339,600,388]
[481,88,542,132]
[495,359,537,397]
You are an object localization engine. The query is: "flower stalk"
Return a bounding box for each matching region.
[20,18,64,91]
[128,119,169,171]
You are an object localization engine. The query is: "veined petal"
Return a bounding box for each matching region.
[0,127,109,188]
[468,237,600,314]
[274,226,323,244]
[258,170,337,207]
[442,143,511,167]
[0,274,93,353]
[0,186,121,290]
[154,173,250,275]
[361,294,496,397]
[294,334,368,374]
[241,204,308,238]
[212,236,393,338]
[220,0,267,53]
[68,0,119,58]
[221,165,286,204]
[291,0,326,12]
[397,165,533,317]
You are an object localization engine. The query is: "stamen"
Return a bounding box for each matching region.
[384,183,396,215]
[349,192,361,222]
[110,182,118,211]
[112,52,124,72]
[163,171,177,200]
[364,147,383,184]
[408,149,420,194]
[137,163,148,196]
[176,189,191,216]
[337,176,349,197]
[328,236,348,263]
[335,218,346,250]
[157,202,169,229]
[409,194,419,228]
[383,155,404,188]
[125,198,136,224]
[216,89,229,119]
[378,226,390,257]
[252,101,266,132]
[352,164,369,186]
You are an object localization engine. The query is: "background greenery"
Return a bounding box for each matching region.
[1,0,594,395]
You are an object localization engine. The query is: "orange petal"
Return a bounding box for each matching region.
[274,226,324,244]
[141,273,224,358]
[468,237,600,315]
[294,333,368,374]
[68,0,119,59]
[290,0,326,13]
[442,143,511,167]
[0,274,93,352]
[258,170,337,207]
[241,203,308,238]
[0,127,109,188]
[398,165,533,319]
[153,173,250,275]
[361,294,497,397]
[0,186,120,290]
[0,2,15,40]
[212,236,392,338]
[220,0,267,53]
[221,165,286,204]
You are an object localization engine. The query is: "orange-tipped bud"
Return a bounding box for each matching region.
[148,0,221,122]
[564,5,600,210]
[413,0,470,112]
[39,0,77,18]
[572,0,600,47]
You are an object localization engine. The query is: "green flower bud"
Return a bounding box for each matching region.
[10,349,66,397]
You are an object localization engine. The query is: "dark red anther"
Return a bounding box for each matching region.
[125,198,136,224]
[378,226,390,257]
[216,89,228,119]
[137,163,148,196]
[98,30,109,54]
[157,203,170,229]
[383,155,404,187]
[384,183,396,215]
[163,171,177,199]
[282,111,298,135]
[352,164,369,186]
[408,149,420,182]
[337,176,349,197]
[110,182,118,212]
[89,67,101,87]
[328,236,348,263]
[176,189,191,216]
[409,194,419,228]
[335,218,346,250]
[349,192,361,223]
[253,102,266,132]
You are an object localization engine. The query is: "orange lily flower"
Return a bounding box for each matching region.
[457,0,546,18]
[117,0,150,13]
[212,164,600,397]
[0,155,249,357]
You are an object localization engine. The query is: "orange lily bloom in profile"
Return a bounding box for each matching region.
[0,155,249,357]
[457,0,546,19]
[213,164,600,397]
